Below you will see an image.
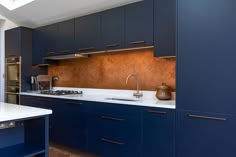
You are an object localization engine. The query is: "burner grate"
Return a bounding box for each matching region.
[40,90,83,96]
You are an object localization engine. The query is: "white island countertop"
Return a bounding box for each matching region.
[21,87,176,109]
[0,102,52,122]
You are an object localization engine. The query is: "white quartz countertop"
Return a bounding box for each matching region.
[21,87,176,109]
[0,102,52,122]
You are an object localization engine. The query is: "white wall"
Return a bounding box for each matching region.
[0,15,18,102]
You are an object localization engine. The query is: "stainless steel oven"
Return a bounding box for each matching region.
[5,57,21,104]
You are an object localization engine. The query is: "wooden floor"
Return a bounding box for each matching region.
[49,144,98,157]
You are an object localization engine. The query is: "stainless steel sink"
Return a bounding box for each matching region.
[105,97,140,102]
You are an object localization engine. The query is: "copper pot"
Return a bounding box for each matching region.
[156,83,172,100]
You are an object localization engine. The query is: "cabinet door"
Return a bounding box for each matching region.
[57,19,75,54]
[42,24,58,56]
[101,7,125,50]
[154,0,176,57]
[177,0,236,114]
[125,0,153,48]
[142,107,175,157]
[53,100,87,150]
[177,110,236,157]
[32,28,44,64]
[75,13,101,53]
[5,28,21,57]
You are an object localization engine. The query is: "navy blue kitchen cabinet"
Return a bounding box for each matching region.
[125,0,153,48]
[101,7,125,50]
[57,19,75,54]
[0,116,49,157]
[32,28,43,65]
[154,0,176,57]
[177,0,236,114]
[42,24,58,56]
[142,107,175,157]
[87,102,141,157]
[33,27,58,65]
[75,13,101,53]
[177,110,236,157]
[5,28,21,57]
[20,95,57,140]
[5,27,47,92]
[52,99,87,151]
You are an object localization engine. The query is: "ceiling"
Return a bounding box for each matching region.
[0,0,141,28]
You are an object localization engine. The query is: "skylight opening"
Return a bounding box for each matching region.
[0,0,35,11]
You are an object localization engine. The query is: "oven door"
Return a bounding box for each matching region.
[5,92,19,104]
[6,63,20,86]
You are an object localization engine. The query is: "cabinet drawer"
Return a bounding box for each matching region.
[91,113,140,141]
[89,102,141,118]
[88,135,140,157]
[59,99,87,112]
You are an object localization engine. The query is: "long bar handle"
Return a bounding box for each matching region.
[47,52,56,55]
[106,44,119,47]
[60,50,71,53]
[147,110,167,114]
[101,138,125,145]
[101,116,125,121]
[130,41,145,44]
[189,114,226,121]
[79,47,95,51]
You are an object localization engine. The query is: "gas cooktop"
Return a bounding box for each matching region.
[40,90,83,96]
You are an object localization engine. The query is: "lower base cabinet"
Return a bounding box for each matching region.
[20,95,176,157]
[52,99,87,151]
[87,102,142,157]
[142,107,175,157]
[177,110,236,157]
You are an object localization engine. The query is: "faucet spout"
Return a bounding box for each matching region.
[126,74,143,98]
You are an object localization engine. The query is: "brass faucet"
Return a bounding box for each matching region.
[126,74,143,98]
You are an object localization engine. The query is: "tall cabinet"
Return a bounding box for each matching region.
[177,0,236,157]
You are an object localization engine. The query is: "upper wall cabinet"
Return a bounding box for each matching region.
[101,7,125,50]
[43,24,58,56]
[5,28,21,57]
[57,19,75,54]
[125,0,153,48]
[154,0,176,57]
[32,28,44,65]
[75,13,101,53]
[33,25,58,65]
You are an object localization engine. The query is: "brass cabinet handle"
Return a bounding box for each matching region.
[101,116,125,121]
[130,41,145,44]
[189,114,226,121]
[147,110,167,114]
[66,101,83,105]
[101,138,125,145]
[5,92,19,95]
[106,44,119,47]
[79,47,95,51]
[60,50,71,53]
[6,62,20,65]
[47,52,56,55]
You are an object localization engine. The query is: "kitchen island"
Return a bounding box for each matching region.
[0,102,52,157]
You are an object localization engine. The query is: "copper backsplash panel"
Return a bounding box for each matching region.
[48,48,176,91]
